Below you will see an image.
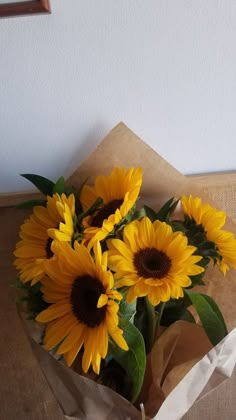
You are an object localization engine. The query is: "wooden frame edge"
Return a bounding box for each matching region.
[0,0,51,18]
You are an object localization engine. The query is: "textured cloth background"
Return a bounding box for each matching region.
[182,178,236,420]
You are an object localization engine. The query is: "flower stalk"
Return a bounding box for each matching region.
[145,297,159,353]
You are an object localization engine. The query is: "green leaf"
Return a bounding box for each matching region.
[144,205,157,222]
[75,197,83,215]
[189,257,209,287]
[160,300,196,327]
[12,276,27,289]
[73,177,89,214]
[65,185,77,196]
[155,197,177,222]
[77,177,89,197]
[21,174,55,196]
[184,290,228,346]
[144,198,179,223]
[199,293,228,332]
[52,176,65,195]
[77,196,103,223]
[118,287,136,322]
[131,207,146,221]
[109,319,146,403]
[171,220,187,233]
[181,308,196,323]
[134,298,148,342]
[16,199,46,209]
[98,358,133,401]
[14,278,48,318]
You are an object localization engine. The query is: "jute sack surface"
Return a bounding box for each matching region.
[181,179,236,420]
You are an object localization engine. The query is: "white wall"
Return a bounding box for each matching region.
[1,0,236,192]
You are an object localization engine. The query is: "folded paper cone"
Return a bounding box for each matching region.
[20,122,236,419]
[67,122,189,209]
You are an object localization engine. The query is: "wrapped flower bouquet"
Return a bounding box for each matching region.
[13,123,236,419]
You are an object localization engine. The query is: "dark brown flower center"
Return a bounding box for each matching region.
[91,199,123,227]
[70,275,106,328]
[46,238,53,259]
[134,248,171,279]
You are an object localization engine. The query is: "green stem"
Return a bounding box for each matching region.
[145,297,159,353]
[145,299,166,353]
[156,302,166,333]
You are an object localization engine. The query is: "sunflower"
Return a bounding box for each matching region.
[107,217,204,306]
[14,193,75,285]
[181,195,236,274]
[80,167,142,248]
[36,240,128,374]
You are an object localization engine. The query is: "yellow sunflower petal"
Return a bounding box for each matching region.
[98,323,108,359]
[14,193,75,284]
[44,315,77,350]
[82,167,142,249]
[108,326,128,351]
[181,194,236,273]
[35,235,126,375]
[138,217,154,247]
[107,217,204,305]
[123,220,140,253]
[82,331,94,373]
[97,294,108,308]
[126,286,139,303]
[56,324,85,354]
[64,332,85,367]
[36,302,71,323]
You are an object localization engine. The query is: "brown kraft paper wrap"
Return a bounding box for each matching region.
[20,123,236,419]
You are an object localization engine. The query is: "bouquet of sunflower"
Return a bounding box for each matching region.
[13,124,236,419]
